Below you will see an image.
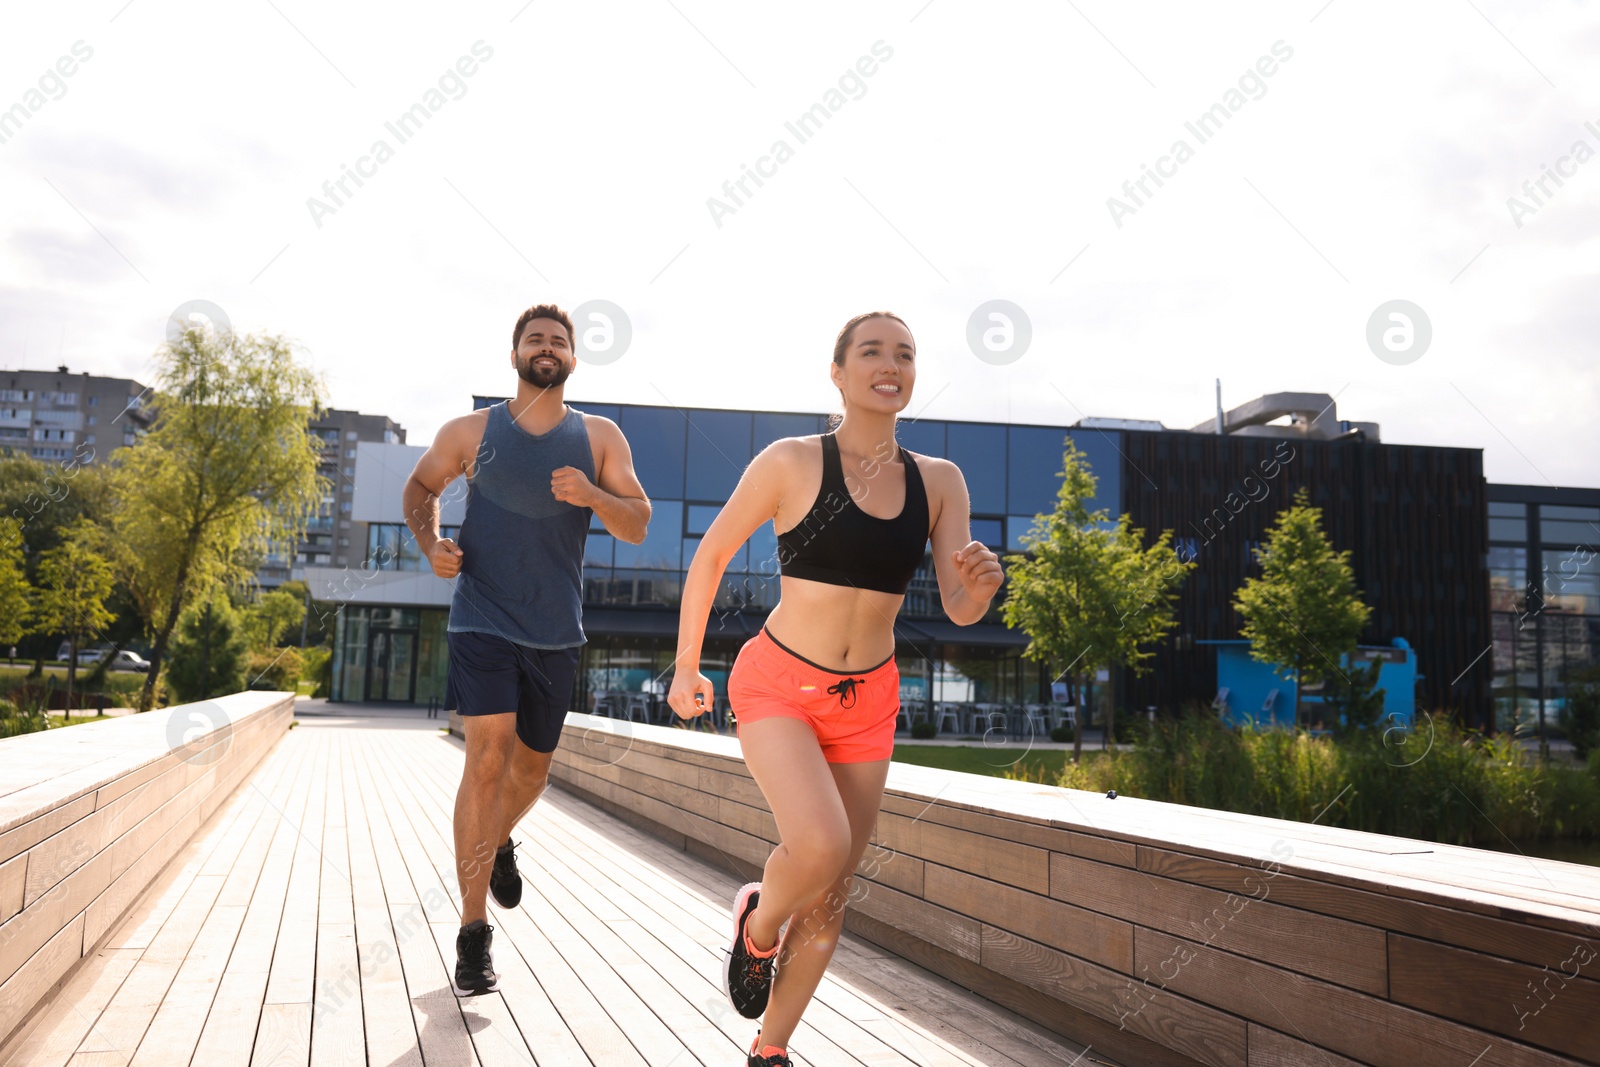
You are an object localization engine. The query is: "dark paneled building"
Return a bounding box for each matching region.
[1116,427,1490,726]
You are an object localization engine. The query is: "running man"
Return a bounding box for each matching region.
[667,311,1003,1066]
[404,303,651,997]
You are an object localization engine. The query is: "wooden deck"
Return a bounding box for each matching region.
[2,707,1100,1067]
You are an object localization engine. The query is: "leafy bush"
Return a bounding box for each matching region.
[1050,724,1075,743]
[302,645,332,697]
[0,695,50,738]
[910,720,937,740]
[166,592,249,702]
[1560,670,1600,760]
[245,647,303,691]
[1039,712,1599,847]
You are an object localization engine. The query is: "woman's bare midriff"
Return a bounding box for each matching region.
[763,575,904,671]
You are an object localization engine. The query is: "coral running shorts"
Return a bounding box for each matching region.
[727,627,899,763]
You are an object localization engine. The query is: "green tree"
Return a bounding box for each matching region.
[111,326,327,710]
[241,587,307,652]
[1003,440,1194,761]
[166,590,249,703]
[0,517,33,651]
[32,522,117,713]
[1234,487,1372,728]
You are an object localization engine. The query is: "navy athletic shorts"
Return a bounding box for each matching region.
[444,630,581,753]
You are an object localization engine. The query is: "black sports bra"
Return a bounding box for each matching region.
[776,434,930,595]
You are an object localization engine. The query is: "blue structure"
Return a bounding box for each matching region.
[1201,638,1417,731]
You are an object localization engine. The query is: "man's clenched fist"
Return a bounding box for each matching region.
[430,537,464,578]
[551,465,599,508]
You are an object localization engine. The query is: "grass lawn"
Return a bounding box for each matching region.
[890,744,1080,781]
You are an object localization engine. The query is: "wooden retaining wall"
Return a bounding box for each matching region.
[543,714,1600,1067]
[0,692,295,1050]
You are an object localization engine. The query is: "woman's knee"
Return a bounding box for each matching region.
[784,823,853,883]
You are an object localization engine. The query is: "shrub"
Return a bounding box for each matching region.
[302,645,332,697]
[1033,711,1600,847]
[246,647,303,692]
[166,592,249,702]
[1050,724,1075,743]
[910,720,937,740]
[0,695,50,738]
[1560,671,1600,760]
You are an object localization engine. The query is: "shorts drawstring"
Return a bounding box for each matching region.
[825,677,863,708]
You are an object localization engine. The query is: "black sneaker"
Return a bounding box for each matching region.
[489,839,522,909]
[724,882,777,1019]
[453,919,500,997]
[747,1034,792,1067]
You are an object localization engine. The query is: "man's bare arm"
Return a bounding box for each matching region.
[404,415,480,578]
[552,416,651,544]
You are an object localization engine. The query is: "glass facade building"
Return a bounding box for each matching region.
[326,397,1583,731]
[330,401,1123,721]
[1485,486,1600,735]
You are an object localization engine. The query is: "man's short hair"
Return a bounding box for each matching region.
[511,304,574,350]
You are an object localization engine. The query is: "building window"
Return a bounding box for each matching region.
[343,466,354,477]
[87,414,96,425]
[366,522,460,571]
[340,501,352,513]
[1488,546,1528,613]
[1541,547,1599,616]
[684,410,753,501]
[970,516,1005,548]
[1488,501,1527,543]
[345,448,356,458]
[346,431,358,441]
[948,423,1008,513]
[87,395,97,407]
[620,407,690,498]
[1539,505,1600,548]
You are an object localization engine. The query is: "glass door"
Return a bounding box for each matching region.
[366,629,418,702]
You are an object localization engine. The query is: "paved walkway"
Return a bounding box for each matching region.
[4,707,1097,1066]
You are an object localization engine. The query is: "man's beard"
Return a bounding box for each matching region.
[517,356,571,388]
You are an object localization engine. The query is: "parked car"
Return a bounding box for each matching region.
[74,648,152,672]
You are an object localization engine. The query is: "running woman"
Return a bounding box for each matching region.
[666,312,1004,1066]
[404,303,651,997]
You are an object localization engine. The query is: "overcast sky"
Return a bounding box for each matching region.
[2,0,1596,488]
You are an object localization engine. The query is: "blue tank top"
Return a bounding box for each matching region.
[448,402,592,648]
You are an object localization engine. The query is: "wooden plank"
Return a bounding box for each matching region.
[125,904,247,1066]
[1244,1023,1367,1067]
[982,923,1246,1067]
[0,915,85,1050]
[1139,843,1600,972]
[250,1003,312,1067]
[923,862,1133,972]
[1388,933,1599,1061]
[192,733,313,1067]
[310,921,364,1066]
[876,809,1049,895]
[0,796,96,871]
[338,731,422,1067]
[0,946,140,1067]
[1132,926,1589,1067]
[1051,851,1388,994]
